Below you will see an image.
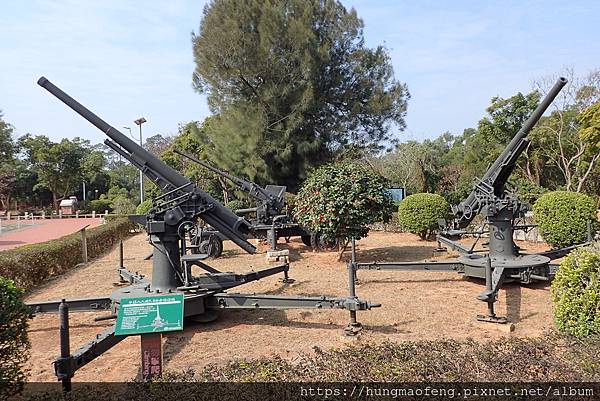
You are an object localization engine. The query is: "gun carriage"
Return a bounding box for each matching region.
[351,77,580,323]
[27,77,379,387]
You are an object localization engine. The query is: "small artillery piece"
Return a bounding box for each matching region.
[352,77,573,323]
[173,150,323,255]
[28,77,379,388]
[174,149,286,225]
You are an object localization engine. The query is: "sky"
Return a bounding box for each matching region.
[0,0,598,145]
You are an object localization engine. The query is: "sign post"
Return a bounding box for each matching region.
[141,333,163,381]
[115,294,184,381]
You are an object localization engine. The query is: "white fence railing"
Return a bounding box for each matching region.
[0,211,108,234]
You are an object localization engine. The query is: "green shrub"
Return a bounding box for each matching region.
[226,200,249,212]
[398,193,449,240]
[551,247,600,337]
[111,196,136,215]
[508,176,549,204]
[89,198,113,213]
[0,278,32,397]
[136,199,153,215]
[294,162,394,259]
[0,218,136,291]
[284,192,296,215]
[533,191,598,248]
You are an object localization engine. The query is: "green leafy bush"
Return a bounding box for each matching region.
[111,196,136,215]
[136,199,153,215]
[398,193,449,240]
[0,218,136,291]
[89,198,113,214]
[533,191,598,248]
[0,278,32,397]
[294,163,394,259]
[284,192,296,216]
[508,176,549,204]
[226,200,248,212]
[551,247,600,337]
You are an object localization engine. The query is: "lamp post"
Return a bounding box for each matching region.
[134,117,147,204]
[122,126,132,164]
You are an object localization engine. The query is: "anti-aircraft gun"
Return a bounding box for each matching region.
[174,150,318,254]
[27,77,379,388]
[351,77,575,323]
[174,149,286,224]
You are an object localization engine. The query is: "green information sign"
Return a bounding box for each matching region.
[115,294,184,336]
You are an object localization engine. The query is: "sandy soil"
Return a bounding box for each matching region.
[25,231,554,382]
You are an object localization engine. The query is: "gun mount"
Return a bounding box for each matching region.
[352,77,573,324]
[28,77,380,388]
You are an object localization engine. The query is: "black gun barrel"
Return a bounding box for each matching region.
[174,149,273,201]
[174,149,247,188]
[454,77,567,226]
[37,76,189,189]
[37,76,256,253]
[483,76,568,186]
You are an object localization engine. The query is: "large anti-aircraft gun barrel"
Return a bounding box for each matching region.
[38,77,188,190]
[453,77,567,228]
[37,76,255,253]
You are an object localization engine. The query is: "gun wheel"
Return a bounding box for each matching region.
[191,234,223,258]
[310,233,339,251]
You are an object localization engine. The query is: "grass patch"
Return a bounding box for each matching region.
[185,332,599,382]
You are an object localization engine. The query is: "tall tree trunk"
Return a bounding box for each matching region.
[52,192,59,212]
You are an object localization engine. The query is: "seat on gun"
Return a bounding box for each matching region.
[181,253,210,286]
[265,185,286,198]
[181,253,209,263]
[437,218,465,237]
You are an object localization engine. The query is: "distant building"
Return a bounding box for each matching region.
[59,196,78,215]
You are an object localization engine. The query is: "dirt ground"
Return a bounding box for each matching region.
[25,231,554,382]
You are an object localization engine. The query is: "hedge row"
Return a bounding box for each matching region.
[0,218,136,291]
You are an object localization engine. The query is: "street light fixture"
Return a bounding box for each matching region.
[134,117,147,204]
[121,126,132,164]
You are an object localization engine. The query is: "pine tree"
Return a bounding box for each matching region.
[192,0,409,190]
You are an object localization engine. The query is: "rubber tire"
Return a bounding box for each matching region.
[301,235,312,247]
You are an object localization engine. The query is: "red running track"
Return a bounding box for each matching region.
[0,218,104,251]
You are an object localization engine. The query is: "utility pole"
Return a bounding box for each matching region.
[134,117,147,204]
[122,126,132,164]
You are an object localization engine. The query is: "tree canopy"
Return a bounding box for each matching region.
[372,68,600,205]
[192,0,409,190]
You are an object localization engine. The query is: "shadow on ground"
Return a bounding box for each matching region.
[354,245,437,263]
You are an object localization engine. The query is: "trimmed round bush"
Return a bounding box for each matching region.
[398,193,449,240]
[551,247,600,337]
[0,277,32,397]
[533,191,598,248]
